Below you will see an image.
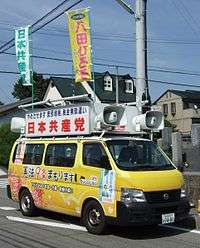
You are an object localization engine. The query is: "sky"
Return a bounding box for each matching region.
[0,0,200,104]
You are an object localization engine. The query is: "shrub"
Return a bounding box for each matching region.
[0,123,19,167]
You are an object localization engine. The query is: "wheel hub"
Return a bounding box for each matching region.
[22,196,31,212]
[88,208,101,226]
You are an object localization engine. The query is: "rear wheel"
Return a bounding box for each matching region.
[19,189,36,217]
[82,200,107,235]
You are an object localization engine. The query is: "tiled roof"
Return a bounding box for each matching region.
[170,90,200,101]
[0,97,32,115]
[154,89,200,104]
[50,71,139,103]
[50,77,87,97]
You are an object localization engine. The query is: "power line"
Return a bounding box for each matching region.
[148,79,200,88]
[0,0,84,54]
[171,0,200,39]
[2,25,200,46]
[3,50,200,77]
[0,0,72,52]
[1,69,200,89]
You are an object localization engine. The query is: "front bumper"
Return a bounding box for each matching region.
[107,198,190,226]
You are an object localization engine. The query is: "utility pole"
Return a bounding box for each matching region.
[114,0,148,114]
[135,0,148,113]
[115,66,119,104]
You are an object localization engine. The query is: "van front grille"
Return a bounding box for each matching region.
[144,189,181,203]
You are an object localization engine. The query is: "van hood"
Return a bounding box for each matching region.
[117,169,184,192]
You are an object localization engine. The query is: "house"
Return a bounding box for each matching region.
[154,90,200,134]
[0,97,32,126]
[43,71,137,104]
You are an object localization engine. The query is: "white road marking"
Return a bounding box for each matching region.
[0,207,17,211]
[6,216,86,232]
[0,178,8,189]
[0,169,6,176]
[160,224,200,235]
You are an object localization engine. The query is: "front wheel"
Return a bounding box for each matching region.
[19,189,36,217]
[82,200,107,235]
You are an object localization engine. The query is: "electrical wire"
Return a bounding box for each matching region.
[0,0,84,54]
[0,0,72,51]
[170,0,200,38]
[3,50,200,77]
[1,69,200,89]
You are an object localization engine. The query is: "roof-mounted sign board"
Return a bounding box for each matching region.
[25,105,90,137]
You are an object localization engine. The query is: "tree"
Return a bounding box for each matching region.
[12,72,50,101]
[0,123,19,167]
[0,101,4,105]
[164,119,177,132]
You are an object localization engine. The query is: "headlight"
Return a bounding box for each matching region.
[121,188,146,203]
[181,186,187,198]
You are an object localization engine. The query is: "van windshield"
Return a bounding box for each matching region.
[106,140,175,171]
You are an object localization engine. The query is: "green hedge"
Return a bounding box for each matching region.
[0,123,19,168]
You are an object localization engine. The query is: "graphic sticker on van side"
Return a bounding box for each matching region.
[100,170,115,203]
[80,176,98,186]
[23,166,77,183]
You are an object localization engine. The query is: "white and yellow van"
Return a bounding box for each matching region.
[7,135,190,234]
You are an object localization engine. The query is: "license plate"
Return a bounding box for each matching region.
[162,213,175,224]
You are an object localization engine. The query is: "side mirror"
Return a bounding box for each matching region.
[100,155,112,170]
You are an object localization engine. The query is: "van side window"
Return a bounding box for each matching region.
[44,143,77,167]
[83,143,106,168]
[12,144,18,163]
[23,144,44,165]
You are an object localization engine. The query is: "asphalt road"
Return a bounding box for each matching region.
[0,184,200,248]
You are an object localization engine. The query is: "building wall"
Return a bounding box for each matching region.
[155,91,200,133]
[43,84,63,105]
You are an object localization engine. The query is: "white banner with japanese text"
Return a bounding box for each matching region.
[25,106,90,137]
[15,26,32,86]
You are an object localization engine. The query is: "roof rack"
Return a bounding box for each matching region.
[18,94,93,110]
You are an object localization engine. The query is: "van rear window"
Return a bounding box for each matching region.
[23,144,44,165]
[44,143,77,167]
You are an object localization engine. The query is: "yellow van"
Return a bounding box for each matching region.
[7,135,190,234]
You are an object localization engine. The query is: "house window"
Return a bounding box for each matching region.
[104,75,113,91]
[163,104,168,116]
[171,102,176,115]
[125,79,134,93]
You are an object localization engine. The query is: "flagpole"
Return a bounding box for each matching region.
[29,26,34,110]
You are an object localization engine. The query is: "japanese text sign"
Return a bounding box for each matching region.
[25,106,90,137]
[15,26,32,86]
[67,8,92,83]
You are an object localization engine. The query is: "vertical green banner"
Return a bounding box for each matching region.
[15,26,32,86]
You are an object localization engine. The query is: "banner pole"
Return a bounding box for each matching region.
[29,27,34,110]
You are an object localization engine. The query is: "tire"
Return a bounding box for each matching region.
[82,200,107,235]
[19,189,36,217]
